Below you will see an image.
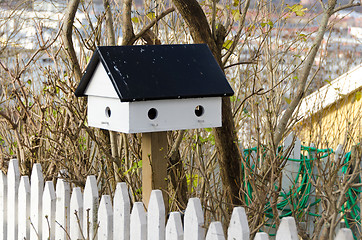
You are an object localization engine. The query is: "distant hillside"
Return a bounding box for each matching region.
[1,0,360,13]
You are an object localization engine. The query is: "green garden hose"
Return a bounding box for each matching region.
[243,145,360,238]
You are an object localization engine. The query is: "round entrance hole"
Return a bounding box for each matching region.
[148,108,158,120]
[195,105,204,117]
[105,107,111,118]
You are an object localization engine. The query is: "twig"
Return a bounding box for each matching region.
[222,0,251,66]
[130,7,175,45]
[29,219,40,239]
[233,88,264,118]
[211,0,217,40]
[55,220,72,240]
[168,130,185,159]
[332,2,361,14]
[0,111,17,129]
[74,210,86,240]
[317,0,326,10]
[224,59,258,69]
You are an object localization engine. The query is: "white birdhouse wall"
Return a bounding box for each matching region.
[86,96,222,133]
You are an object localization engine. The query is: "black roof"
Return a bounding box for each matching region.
[75,44,234,102]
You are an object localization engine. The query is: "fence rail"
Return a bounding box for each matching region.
[0,159,354,239]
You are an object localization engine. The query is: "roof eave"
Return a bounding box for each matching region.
[74,49,101,97]
[119,91,234,102]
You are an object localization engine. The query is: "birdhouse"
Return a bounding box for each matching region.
[75,44,234,133]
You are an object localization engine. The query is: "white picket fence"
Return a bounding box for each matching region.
[0,159,354,240]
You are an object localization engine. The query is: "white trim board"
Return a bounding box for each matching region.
[297,63,362,119]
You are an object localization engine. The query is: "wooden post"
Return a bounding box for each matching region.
[142,132,168,210]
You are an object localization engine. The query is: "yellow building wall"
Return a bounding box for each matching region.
[297,91,362,150]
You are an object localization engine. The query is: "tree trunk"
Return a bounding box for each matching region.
[62,0,82,82]
[172,0,242,206]
[213,98,242,206]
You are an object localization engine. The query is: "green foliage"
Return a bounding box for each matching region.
[232,9,241,21]
[131,17,139,23]
[186,173,199,192]
[223,40,233,50]
[243,108,251,118]
[78,137,87,151]
[284,97,291,104]
[124,160,142,175]
[299,33,307,42]
[286,4,308,16]
[324,76,332,85]
[261,20,274,28]
[146,12,155,20]
[199,132,215,145]
[355,91,362,101]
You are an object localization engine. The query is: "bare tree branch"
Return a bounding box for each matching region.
[168,130,185,159]
[211,0,217,40]
[224,59,258,69]
[0,111,17,129]
[274,0,339,145]
[332,1,361,14]
[222,0,251,66]
[131,7,175,45]
[102,0,122,182]
[318,0,327,10]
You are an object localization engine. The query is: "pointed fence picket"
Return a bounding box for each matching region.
[148,190,165,240]
[255,232,269,240]
[98,195,113,239]
[0,171,6,240]
[55,178,70,239]
[18,176,30,240]
[227,206,249,240]
[165,212,183,240]
[206,222,225,240]
[0,160,355,240]
[275,217,299,240]
[43,181,56,240]
[184,198,205,240]
[7,159,20,240]
[69,186,83,239]
[30,163,43,240]
[130,202,147,240]
[113,182,130,240]
[335,228,354,240]
[84,175,99,240]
